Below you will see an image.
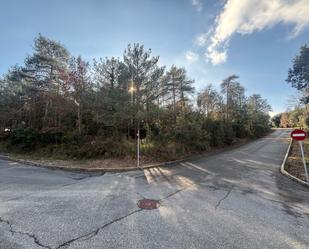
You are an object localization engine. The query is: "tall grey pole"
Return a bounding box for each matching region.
[299,141,309,182]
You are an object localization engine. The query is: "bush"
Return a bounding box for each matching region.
[67,137,134,159]
[172,116,210,151]
[202,119,225,146]
[8,128,40,151]
[224,124,236,145]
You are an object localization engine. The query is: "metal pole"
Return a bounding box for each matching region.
[131,88,133,104]
[299,141,309,182]
[137,129,140,167]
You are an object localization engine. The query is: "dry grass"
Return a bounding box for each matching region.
[286,140,309,182]
[10,155,160,169]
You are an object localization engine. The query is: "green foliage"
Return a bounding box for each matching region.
[271,114,281,127]
[202,119,225,146]
[8,129,40,151]
[287,44,309,104]
[223,123,236,144]
[172,114,209,151]
[273,107,308,129]
[67,137,133,159]
[7,128,63,152]
[0,35,272,160]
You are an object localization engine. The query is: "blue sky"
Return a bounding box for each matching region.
[1,0,309,114]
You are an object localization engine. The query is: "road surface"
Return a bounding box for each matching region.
[0,129,308,249]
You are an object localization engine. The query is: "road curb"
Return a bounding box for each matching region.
[0,131,272,173]
[0,154,168,173]
[280,139,309,187]
[0,139,250,173]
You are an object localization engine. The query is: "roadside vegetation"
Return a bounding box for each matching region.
[0,35,273,163]
[286,140,309,182]
[272,44,309,130]
[273,44,309,182]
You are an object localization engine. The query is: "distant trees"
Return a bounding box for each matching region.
[271,114,281,128]
[287,44,309,105]
[221,75,245,122]
[271,109,307,129]
[197,84,222,119]
[0,35,272,159]
[286,44,309,127]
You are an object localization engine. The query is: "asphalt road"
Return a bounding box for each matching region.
[0,129,308,249]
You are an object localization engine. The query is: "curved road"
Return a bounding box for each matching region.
[0,129,308,249]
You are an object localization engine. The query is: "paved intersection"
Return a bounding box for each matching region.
[0,129,308,249]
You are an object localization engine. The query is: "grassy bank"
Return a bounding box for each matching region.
[285,139,309,182]
[0,131,271,170]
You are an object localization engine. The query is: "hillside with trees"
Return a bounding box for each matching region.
[0,35,271,161]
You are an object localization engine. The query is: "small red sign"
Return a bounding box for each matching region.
[291,129,307,141]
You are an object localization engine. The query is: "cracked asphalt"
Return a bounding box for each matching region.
[0,129,309,249]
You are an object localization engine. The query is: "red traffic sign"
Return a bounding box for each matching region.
[291,129,307,141]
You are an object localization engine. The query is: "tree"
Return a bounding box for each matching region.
[23,34,70,129]
[271,114,281,128]
[197,84,222,119]
[287,44,309,126]
[0,35,273,159]
[68,56,91,133]
[162,65,194,121]
[123,43,163,106]
[287,44,309,104]
[221,75,245,122]
[123,43,164,134]
[280,113,289,128]
[0,68,26,129]
[93,57,127,90]
[247,94,271,114]
[247,94,271,136]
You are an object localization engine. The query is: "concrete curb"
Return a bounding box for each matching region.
[280,139,309,187]
[0,153,219,173]
[0,139,250,173]
[0,132,272,173]
[0,154,168,173]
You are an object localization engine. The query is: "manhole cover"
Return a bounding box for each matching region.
[137,199,160,209]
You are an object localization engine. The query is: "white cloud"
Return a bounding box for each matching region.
[195,31,210,46]
[203,0,309,65]
[192,0,202,12]
[206,47,227,65]
[185,51,199,63]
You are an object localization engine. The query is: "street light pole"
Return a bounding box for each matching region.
[137,129,140,167]
[130,81,134,104]
[129,80,140,168]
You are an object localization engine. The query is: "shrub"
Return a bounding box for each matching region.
[202,119,225,146]
[68,137,134,159]
[8,128,40,151]
[224,124,236,145]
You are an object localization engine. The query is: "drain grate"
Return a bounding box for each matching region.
[137,199,160,210]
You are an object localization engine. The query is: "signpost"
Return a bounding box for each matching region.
[137,129,140,168]
[291,129,309,182]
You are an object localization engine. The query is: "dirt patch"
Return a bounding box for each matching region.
[286,140,309,182]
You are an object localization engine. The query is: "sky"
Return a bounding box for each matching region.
[1,0,309,114]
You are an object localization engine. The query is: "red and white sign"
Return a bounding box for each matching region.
[291,129,307,141]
